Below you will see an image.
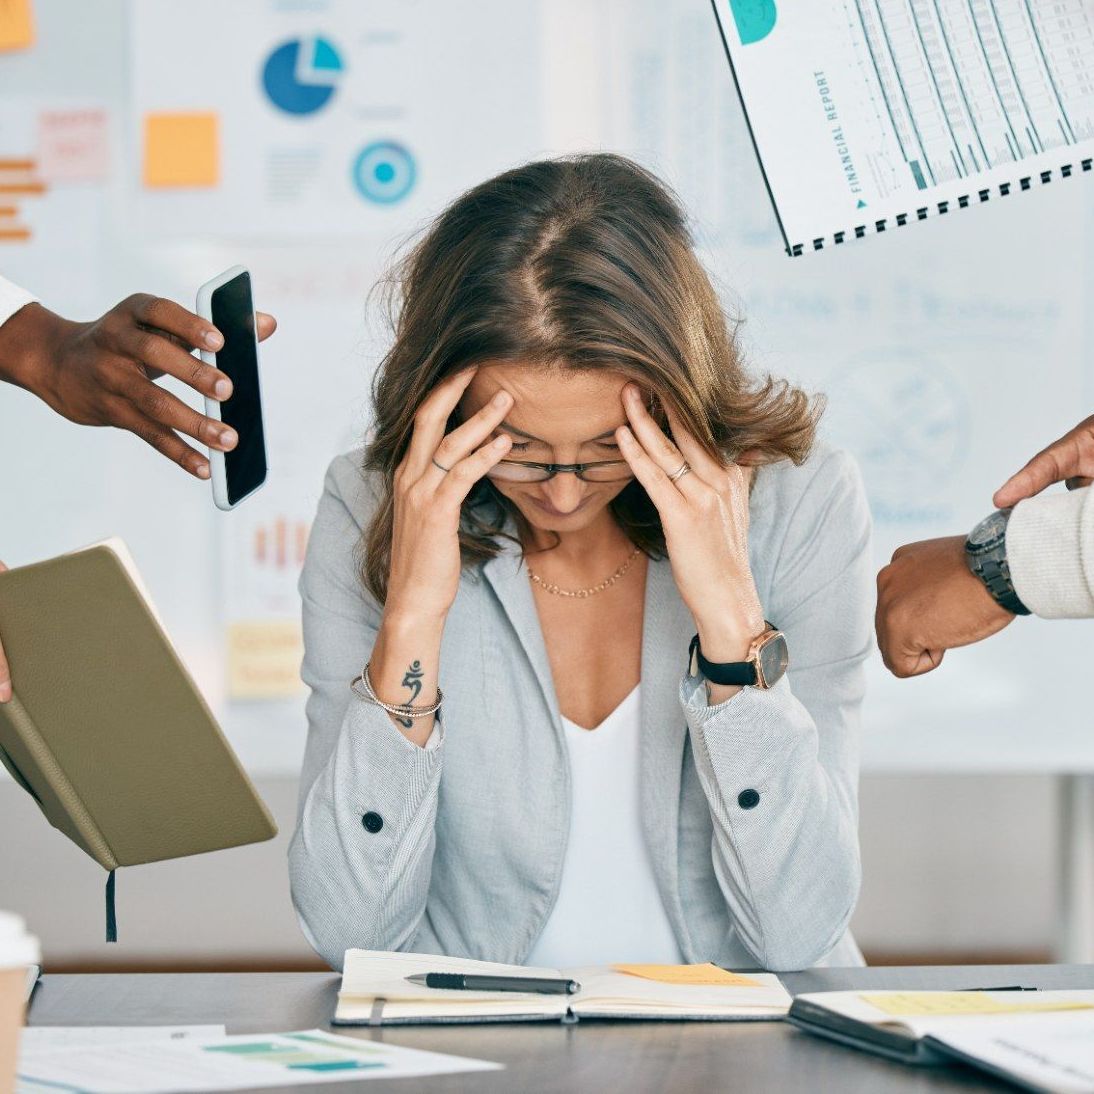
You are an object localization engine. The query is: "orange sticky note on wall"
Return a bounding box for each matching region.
[613,963,762,987]
[143,112,219,188]
[0,0,35,52]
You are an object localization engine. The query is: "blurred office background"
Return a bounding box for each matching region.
[0,0,1091,969]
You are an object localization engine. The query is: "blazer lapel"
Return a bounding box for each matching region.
[481,520,561,724]
[640,554,695,946]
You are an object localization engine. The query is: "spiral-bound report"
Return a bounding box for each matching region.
[710,1,1094,256]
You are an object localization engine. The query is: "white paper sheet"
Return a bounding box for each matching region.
[17,1027,501,1093]
[21,1026,226,1050]
[711,0,1094,253]
[930,1011,1094,1094]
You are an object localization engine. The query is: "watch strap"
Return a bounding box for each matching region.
[688,633,758,686]
[973,555,1031,616]
[966,510,1031,616]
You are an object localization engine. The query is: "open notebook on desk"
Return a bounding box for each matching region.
[334,950,791,1026]
[789,989,1094,1086]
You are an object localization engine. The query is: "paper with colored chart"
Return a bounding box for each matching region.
[711,0,1094,254]
[613,963,762,987]
[17,1028,501,1092]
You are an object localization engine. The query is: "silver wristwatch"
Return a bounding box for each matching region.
[964,509,1030,616]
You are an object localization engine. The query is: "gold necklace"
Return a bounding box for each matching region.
[526,545,643,599]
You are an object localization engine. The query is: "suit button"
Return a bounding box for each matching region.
[361,811,384,833]
[738,789,760,810]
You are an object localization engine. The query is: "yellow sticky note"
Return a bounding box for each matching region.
[862,993,1094,1018]
[143,112,219,188]
[228,620,305,699]
[613,963,762,987]
[0,0,35,52]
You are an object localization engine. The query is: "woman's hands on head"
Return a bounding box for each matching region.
[386,366,514,625]
[615,382,765,666]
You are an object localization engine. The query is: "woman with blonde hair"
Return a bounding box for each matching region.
[289,153,871,972]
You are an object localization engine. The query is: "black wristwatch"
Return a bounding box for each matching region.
[688,623,789,690]
[965,509,1030,616]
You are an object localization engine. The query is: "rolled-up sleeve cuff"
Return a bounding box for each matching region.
[1007,488,1094,619]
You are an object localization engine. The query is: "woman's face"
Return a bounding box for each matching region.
[458,363,637,534]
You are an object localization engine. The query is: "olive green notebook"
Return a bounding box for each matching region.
[0,539,277,938]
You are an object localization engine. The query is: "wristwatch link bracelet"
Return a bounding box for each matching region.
[964,509,1030,616]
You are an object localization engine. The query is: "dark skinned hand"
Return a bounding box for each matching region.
[0,293,276,480]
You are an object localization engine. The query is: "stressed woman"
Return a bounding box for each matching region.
[289,154,872,973]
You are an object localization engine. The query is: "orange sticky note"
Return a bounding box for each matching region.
[613,963,762,987]
[143,112,219,188]
[0,0,35,52]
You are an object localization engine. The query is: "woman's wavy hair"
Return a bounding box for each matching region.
[360,153,820,605]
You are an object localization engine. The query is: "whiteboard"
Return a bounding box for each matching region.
[0,0,1091,779]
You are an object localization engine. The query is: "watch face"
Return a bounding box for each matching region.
[757,633,789,688]
[968,510,1009,552]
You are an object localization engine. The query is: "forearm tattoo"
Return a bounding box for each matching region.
[398,659,425,729]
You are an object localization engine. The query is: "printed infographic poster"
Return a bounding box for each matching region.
[711,0,1094,252]
[129,0,544,237]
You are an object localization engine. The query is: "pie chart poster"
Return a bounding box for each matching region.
[130,0,544,238]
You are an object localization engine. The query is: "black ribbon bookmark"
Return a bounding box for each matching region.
[105,869,117,943]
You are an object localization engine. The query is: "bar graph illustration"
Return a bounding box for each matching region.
[850,0,1094,196]
[252,516,309,571]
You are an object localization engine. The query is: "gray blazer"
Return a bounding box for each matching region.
[289,442,873,972]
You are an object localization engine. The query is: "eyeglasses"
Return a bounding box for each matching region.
[486,459,634,483]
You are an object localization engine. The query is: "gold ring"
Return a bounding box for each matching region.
[667,461,691,483]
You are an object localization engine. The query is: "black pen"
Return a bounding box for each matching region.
[956,986,1036,992]
[406,973,580,995]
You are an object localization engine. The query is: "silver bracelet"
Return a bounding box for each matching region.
[350,661,442,718]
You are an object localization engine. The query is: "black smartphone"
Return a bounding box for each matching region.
[197,266,268,509]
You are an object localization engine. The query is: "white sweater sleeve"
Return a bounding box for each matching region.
[0,275,36,328]
[1006,487,1094,619]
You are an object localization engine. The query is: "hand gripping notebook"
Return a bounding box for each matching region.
[0,539,276,939]
[334,950,792,1026]
[710,1,1094,255]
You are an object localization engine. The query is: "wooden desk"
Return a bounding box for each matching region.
[27,964,1094,1092]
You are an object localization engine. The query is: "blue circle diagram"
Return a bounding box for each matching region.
[352,141,416,204]
[262,37,343,116]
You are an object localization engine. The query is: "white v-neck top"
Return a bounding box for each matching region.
[524,684,683,968]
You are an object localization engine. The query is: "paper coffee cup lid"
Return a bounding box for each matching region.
[0,910,40,968]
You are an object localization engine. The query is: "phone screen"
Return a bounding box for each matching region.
[211,271,267,505]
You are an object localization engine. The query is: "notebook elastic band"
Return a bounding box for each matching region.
[105,869,117,943]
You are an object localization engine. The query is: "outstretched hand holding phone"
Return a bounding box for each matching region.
[0,279,277,700]
[0,292,276,479]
